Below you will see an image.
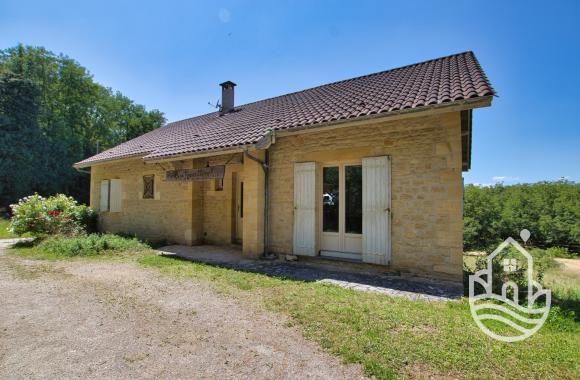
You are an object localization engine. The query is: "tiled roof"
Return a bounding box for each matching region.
[75,51,494,167]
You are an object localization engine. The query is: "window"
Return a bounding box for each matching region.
[100,180,110,211]
[345,165,362,234]
[214,178,224,191]
[143,175,154,199]
[100,179,122,212]
[322,166,339,232]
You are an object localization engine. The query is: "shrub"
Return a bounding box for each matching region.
[464,246,558,302]
[9,194,96,237]
[543,246,577,259]
[37,234,150,257]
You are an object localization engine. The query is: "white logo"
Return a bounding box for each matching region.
[469,229,551,342]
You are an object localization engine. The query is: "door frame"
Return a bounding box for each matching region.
[233,173,243,244]
[318,160,363,256]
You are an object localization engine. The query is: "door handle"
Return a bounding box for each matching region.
[384,208,390,212]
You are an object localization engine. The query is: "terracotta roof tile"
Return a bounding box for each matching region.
[75,51,494,167]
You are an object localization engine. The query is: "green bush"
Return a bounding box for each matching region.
[543,246,576,259]
[464,246,559,302]
[37,234,150,257]
[9,194,96,236]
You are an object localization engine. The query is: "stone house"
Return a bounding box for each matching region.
[74,51,494,281]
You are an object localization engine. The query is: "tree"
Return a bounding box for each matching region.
[0,45,165,207]
[0,73,45,208]
[463,181,579,251]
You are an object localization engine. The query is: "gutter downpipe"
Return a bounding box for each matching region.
[244,130,274,259]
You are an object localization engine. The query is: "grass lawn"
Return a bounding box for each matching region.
[0,219,18,239]
[7,239,579,379]
[138,254,580,379]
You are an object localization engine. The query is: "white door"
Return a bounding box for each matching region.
[293,162,316,256]
[320,164,363,260]
[362,156,391,265]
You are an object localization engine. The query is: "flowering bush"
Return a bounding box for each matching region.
[9,194,96,237]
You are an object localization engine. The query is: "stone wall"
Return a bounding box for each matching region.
[267,111,464,280]
[89,110,464,279]
[90,159,198,245]
[89,151,267,258]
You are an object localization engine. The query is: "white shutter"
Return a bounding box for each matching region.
[293,162,316,256]
[362,156,391,265]
[100,180,109,212]
[109,179,122,213]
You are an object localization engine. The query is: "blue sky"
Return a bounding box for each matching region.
[1,1,579,185]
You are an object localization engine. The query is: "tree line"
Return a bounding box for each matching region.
[463,181,579,252]
[0,45,165,209]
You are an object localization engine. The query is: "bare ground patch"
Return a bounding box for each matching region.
[0,248,365,379]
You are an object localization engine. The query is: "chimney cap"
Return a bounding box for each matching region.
[220,81,237,88]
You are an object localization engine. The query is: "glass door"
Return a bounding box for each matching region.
[320,163,362,257]
[322,166,340,251]
[343,165,362,253]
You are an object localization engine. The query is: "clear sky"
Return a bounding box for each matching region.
[1,1,578,185]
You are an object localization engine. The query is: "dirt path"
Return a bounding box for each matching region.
[0,244,365,379]
[556,258,580,275]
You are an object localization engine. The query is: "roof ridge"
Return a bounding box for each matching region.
[244,50,476,104]
[165,51,476,126]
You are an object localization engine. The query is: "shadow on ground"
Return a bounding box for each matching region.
[157,245,463,301]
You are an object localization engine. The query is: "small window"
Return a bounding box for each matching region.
[100,180,110,212]
[215,178,224,191]
[143,175,154,199]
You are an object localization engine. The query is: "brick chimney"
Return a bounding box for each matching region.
[220,81,236,115]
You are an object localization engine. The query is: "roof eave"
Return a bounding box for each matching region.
[73,152,149,169]
[275,95,493,137]
[143,146,251,164]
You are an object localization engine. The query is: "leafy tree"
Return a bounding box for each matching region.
[0,72,46,208]
[464,181,579,252]
[0,44,165,207]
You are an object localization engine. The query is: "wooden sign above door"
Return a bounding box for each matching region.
[165,165,225,182]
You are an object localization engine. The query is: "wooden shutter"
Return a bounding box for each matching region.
[100,180,109,212]
[293,162,316,256]
[362,156,391,265]
[109,179,122,213]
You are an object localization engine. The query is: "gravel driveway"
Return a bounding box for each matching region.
[0,243,365,379]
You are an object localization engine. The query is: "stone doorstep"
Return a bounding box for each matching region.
[0,237,35,248]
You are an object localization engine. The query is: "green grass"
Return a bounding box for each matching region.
[8,238,578,379]
[0,218,34,239]
[9,234,152,260]
[464,253,580,321]
[544,264,580,320]
[0,218,18,239]
[140,254,580,379]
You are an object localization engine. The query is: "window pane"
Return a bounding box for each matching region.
[323,167,339,232]
[345,165,362,234]
[143,175,154,199]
